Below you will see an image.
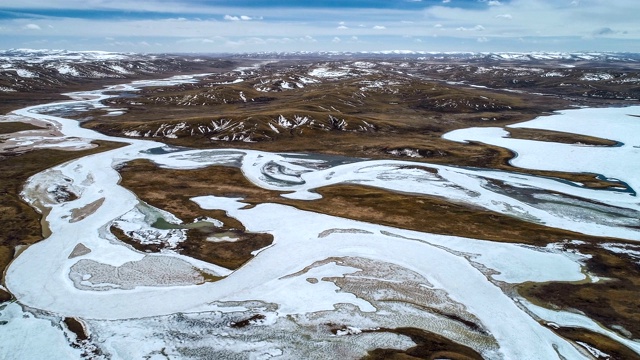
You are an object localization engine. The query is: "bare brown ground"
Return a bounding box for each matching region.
[70,198,105,223]
[63,317,88,341]
[520,241,640,339]
[0,122,44,135]
[506,128,619,146]
[552,327,640,360]
[0,92,72,116]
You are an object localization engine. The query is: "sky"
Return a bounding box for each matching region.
[0,0,639,53]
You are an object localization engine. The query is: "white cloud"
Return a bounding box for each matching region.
[1,0,639,52]
[457,25,485,31]
[300,35,317,43]
[425,0,640,43]
[332,37,341,43]
[24,23,41,30]
[477,36,489,42]
[224,15,254,21]
[177,38,216,44]
[488,1,502,6]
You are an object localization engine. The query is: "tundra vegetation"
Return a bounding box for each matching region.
[2,52,640,358]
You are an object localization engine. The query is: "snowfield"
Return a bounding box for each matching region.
[2,70,640,359]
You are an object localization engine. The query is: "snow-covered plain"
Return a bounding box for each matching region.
[2,71,640,359]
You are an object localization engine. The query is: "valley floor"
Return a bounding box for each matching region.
[1,59,640,359]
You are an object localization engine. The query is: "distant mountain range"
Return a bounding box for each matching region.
[236,50,640,62]
[2,49,640,63]
[1,48,638,96]
[0,48,135,63]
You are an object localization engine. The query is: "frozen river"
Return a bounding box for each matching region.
[2,72,640,359]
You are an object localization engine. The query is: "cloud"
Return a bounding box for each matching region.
[477,37,489,42]
[300,35,317,43]
[457,25,485,31]
[24,23,41,30]
[591,27,627,37]
[178,37,216,44]
[224,15,254,21]
[593,27,615,36]
[332,37,341,43]
[478,0,501,5]
[2,0,640,52]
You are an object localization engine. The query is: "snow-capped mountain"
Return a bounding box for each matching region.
[0,49,226,93]
[237,50,640,63]
[0,49,133,63]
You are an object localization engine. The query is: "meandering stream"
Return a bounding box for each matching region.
[2,72,640,359]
